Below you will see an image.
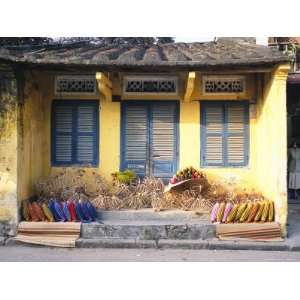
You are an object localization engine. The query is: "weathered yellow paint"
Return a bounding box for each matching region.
[179,97,257,189]
[179,101,200,169]
[0,77,18,234]
[15,65,290,233]
[96,72,112,101]
[18,72,48,201]
[18,71,121,200]
[254,64,290,235]
[99,100,121,180]
[96,72,112,88]
[183,72,196,102]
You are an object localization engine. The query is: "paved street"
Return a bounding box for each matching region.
[1,246,300,261]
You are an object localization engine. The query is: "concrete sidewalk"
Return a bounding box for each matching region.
[2,246,300,261]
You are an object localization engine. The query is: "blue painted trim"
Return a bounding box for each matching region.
[174,102,179,175]
[120,100,179,179]
[223,103,229,166]
[51,99,99,167]
[120,102,126,172]
[200,101,225,167]
[200,100,249,168]
[148,103,153,177]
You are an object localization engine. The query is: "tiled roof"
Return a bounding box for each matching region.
[0,38,290,70]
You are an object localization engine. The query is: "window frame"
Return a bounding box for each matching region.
[200,100,249,168]
[51,99,99,167]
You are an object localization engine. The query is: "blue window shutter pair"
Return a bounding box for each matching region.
[121,102,178,179]
[52,100,99,166]
[201,101,249,167]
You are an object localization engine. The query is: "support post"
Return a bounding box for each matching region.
[96,72,112,102]
[184,72,196,102]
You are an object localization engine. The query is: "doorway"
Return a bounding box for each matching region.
[287,78,300,202]
[121,101,179,180]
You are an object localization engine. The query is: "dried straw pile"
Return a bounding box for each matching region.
[36,169,264,213]
[35,168,110,200]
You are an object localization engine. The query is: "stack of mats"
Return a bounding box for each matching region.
[14,222,81,248]
[216,222,282,242]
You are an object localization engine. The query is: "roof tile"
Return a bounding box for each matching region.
[0,39,290,69]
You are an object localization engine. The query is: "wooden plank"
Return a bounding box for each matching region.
[217,231,281,238]
[218,228,280,236]
[18,222,81,232]
[216,222,281,242]
[18,232,80,237]
[16,222,81,248]
[164,178,204,193]
[19,229,79,232]
[216,222,280,234]
[219,236,283,242]
[14,235,77,248]
[19,221,81,228]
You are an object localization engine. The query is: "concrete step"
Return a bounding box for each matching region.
[4,236,290,251]
[90,209,214,240]
[97,209,209,224]
[76,237,289,251]
[81,223,216,240]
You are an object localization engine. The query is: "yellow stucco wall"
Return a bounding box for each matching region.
[18,71,122,195]
[179,101,200,169]
[99,100,120,180]
[254,65,290,234]
[180,73,257,189]
[18,76,48,200]
[0,126,17,229]
[0,76,18,235]
[17,67,289,232]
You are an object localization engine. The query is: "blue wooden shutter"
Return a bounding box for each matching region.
[151,103,178,178]
[201,101,249,167]
[225,102,249,166]
[201,103,225,166]
[52,100,99,166]
[76,102,99,166]
[122,104,148,177]
[52,104,73,164]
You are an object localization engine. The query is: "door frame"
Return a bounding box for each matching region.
[120,100,180,178]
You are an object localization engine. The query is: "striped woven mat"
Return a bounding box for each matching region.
[14,222,81,248]
[216,222,283,242]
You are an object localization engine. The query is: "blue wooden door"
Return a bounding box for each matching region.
[121,102,178,180]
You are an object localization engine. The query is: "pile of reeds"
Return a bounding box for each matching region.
[35,168,111,200]
[36,170,264,213]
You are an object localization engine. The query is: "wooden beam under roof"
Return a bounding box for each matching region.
[96,72,112,101]
[184,71,196,102]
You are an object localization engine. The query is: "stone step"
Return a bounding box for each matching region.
[97,209,208,224]
[81,223,215,240]
[75,238,288,251]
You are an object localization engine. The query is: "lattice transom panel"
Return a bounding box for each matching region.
[124,76,178,94]
[55,76,96,95]
[203,76,245,94]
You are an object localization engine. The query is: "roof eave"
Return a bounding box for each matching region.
[0,59,290,72]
